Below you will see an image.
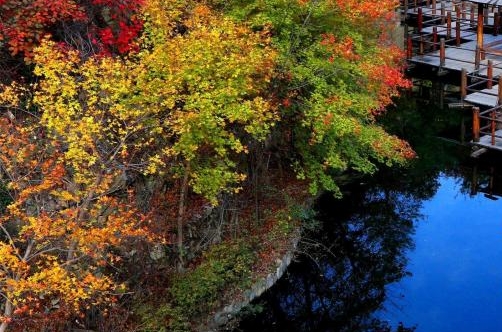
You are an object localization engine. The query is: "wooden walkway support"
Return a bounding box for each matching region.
[473,106,480,142]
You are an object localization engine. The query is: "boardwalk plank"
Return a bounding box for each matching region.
[465,85,499,106]
[477,129,502,150]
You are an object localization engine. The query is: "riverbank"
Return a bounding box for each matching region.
[202,223,300,331]
[195,177,311,331]
[133,175,312,332]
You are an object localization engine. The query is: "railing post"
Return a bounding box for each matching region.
[470,3,475,27]
[418,7,423,33]
[498,76,502,105]
[495,12,500,36]
[447,11,452,39]
[456,19,461,46]
[433,26,438,51]
[477,3,485,61]
[407,36,413,59]
[487,60,493,89]
[473,106,480,142]
[414,0,418,13]
[419,35,424,54]
[432,0,436,15]
[475,45,480,70]
[440,38,446,67]
[461,68,467,101]
[462,1,466,20]
[441,1,446,24]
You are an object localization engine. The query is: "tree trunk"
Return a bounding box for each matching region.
[67,175,102,262]
[0,240,35,332]
[177,161,190,269]
[0,300,13,332]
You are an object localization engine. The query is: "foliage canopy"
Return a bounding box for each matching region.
[0,0,413,330]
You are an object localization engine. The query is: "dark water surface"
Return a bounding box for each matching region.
[235,99,502,332]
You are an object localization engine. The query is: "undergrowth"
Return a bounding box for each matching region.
[136,239,257,331]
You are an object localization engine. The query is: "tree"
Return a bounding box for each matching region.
[209,0,414,195]
[0,86,150,331]
[0,0,143,60]
[0,2,277,328]
[126,1,277,263]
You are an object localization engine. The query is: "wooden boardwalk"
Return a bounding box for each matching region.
[404,0,502,152]
[409,36,502,74]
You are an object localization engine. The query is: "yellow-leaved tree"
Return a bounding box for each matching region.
[0,1,276,330]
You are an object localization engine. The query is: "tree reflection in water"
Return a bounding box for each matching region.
[236,183,421,332]
[235,97,477,332]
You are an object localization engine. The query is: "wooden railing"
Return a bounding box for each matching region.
[463,69,502,146]
[403,0,502,69]
[472,106,502,145]
[404,3,477,62]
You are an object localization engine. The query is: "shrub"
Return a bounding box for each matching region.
[170,240,256,316]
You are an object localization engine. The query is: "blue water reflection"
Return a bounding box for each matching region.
[236,156,502,332]
[381,175,502,332]
[235,91,502,331]
[236,172,419,331]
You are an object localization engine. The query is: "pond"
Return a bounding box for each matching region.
[234,98,502,331]
[379,174,502,332]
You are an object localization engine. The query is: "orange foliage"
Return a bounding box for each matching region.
[321,34,360,62]
[0,118,153,328]
[360,45,412,113]
[334,0,399,22]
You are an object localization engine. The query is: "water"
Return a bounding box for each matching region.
[380,175,502,332]
[235,99,502,332]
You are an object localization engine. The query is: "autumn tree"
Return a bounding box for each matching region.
[0,84,151,331]
[0,0,143,66]
[130,0,277,264]
[209,0,414,195]
[0,1,277,329]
